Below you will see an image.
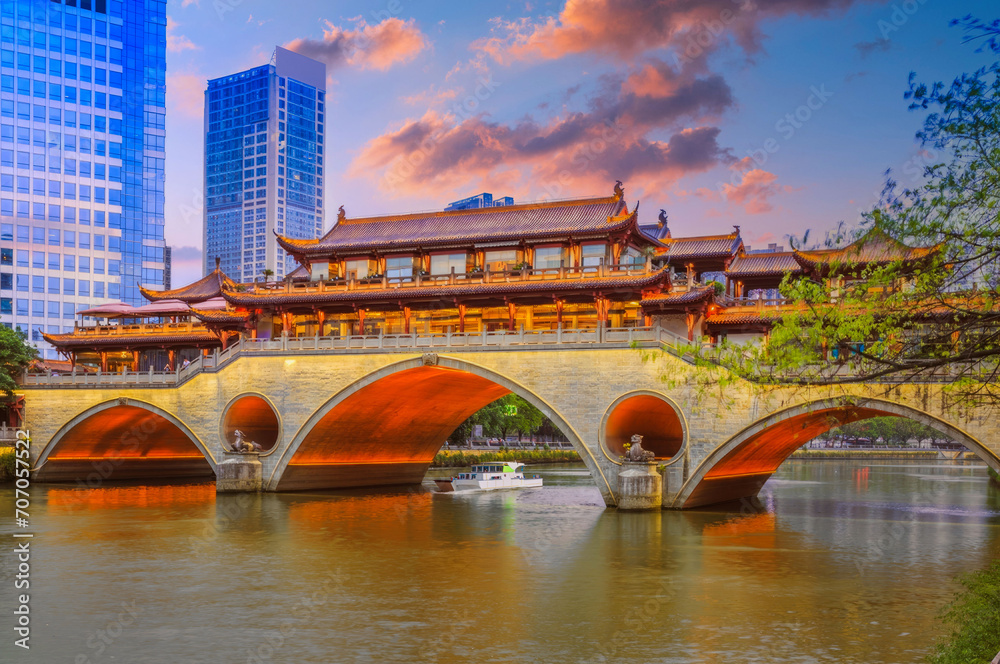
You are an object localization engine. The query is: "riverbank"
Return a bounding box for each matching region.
[791,449,942,460]
[0,448,13,482]
[431,449,580,468]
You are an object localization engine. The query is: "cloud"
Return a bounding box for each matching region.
[473,0,881,65]
[348,58,733,201]
[166,17,198,53]
[401,85,460,107]
[168,72,205,119]
[854,37,891,58]
[285,17,429,71]
[721,167,789,214]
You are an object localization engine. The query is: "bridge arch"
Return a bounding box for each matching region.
[673,396,1000,509]
[599,390,687,463]
[34,398,216,483]
[266,354,616,502]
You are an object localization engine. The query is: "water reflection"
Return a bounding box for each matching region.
[1,460,997,663]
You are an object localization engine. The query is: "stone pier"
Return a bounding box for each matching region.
[617,461,662,510]
[216,452,262,493]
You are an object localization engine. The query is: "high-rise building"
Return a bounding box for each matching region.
[0,0,167,359]
[444,192,513,211]
[203,46,325,282]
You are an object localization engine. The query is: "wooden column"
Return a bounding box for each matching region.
[507,302,517,332]
[403,306,411,334]
[281,311,291,335]
[99,351,108,373]
[595,296,609,327]
[167,349,176,371]
[69,352,76,371]
[686,262,695,286]
[644,314,653,327]
[357,308,366,334]
[685,311,697,342]
[316,310,326,337]
[458,303,467,333]
[554,299,564,327]
[524,306,533,331]
[131,351,139,372]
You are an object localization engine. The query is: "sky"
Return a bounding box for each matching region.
[164,0,996,285]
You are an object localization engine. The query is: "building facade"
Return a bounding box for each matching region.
[0,0,166,359]
[203,46,325,284]
[444,192,513,211]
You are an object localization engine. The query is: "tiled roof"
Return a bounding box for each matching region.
[275,195,634,256]
[43,330,222,349]
[140,267,235,303]
[660,232,743,262]
[223,268,671,307]
[190,309,251,324]
[705,311,779,326]
[641,285,715,306]
[727,252,802,278]
[793,228,938,271]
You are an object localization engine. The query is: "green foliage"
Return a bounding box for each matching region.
[823,416,945,446]
[431,449,580,467]
[0,326,36,398]
[701,18,1000,406]
[706,280,726,296]
[928,561,1000,664]
[0,448,14,481]
[447,394,547,446]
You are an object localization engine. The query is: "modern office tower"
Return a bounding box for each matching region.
[0,0,167,359]
[203,46,326,282]
[444,192,513,211]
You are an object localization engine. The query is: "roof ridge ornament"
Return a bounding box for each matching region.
[338,206,346,224]
[613,180,624,200]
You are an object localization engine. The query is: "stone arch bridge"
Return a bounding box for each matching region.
[21,336,1000,509]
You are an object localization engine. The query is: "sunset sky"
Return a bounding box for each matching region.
[164,0,993,284]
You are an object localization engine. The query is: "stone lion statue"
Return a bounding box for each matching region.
[626,434,655,462]
[231,430,262,454]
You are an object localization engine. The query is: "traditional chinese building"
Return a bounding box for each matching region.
[41,187,940,371]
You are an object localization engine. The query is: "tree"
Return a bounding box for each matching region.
[261,269,274,282]
[708,18,1000,405]
[0,327,37,398]
[446,394,547,446]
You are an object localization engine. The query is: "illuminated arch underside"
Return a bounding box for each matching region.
[277,366,511,491]
[35,405,214,482]
[683,406,888,508]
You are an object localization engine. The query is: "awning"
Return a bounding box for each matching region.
[76,302,137,318]
[128,299,193,316]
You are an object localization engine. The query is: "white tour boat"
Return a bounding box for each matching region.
[433,461,543,492]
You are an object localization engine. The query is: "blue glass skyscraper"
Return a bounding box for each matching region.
[204,46,325,282]
[0,0,166,359]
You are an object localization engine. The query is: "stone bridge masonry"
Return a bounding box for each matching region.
[21,347,1000,509]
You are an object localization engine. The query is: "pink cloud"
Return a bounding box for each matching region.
[474,0,883,64]
[348,56,734,201]
[167,72,206,119]
[166,18,198,53]
[286,17,429,72]
[721,168,789,214]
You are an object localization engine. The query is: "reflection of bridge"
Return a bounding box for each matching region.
[22,332,1000,509]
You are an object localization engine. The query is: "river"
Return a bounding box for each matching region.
[1,459,998,663]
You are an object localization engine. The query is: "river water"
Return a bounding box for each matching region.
[1,459,998,663]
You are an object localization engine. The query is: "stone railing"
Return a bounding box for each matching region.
[20,325,671,388]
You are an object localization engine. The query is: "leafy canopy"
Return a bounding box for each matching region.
[707,18,1000,406]
[0,326,37,397]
